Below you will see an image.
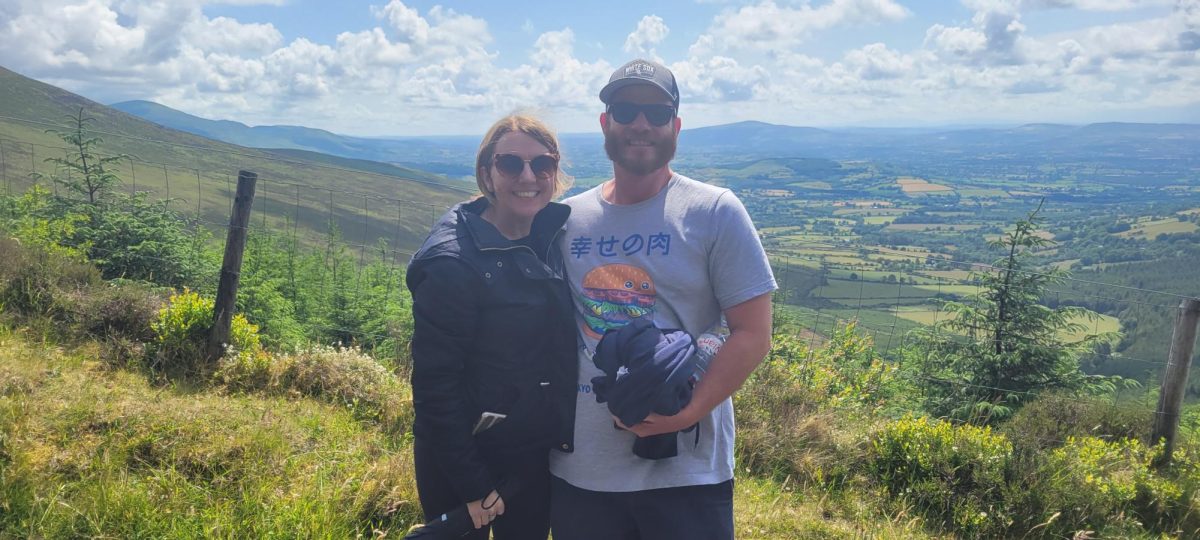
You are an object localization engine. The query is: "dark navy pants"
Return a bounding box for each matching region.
[413,438,551,540]
[549,475,734,540]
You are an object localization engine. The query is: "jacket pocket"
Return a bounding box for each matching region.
[473,381,556,455]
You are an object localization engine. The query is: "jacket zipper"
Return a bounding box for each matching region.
[477,228,564,266]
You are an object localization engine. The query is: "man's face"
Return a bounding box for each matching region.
[602,85,679,175]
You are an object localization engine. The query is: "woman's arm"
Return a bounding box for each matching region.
[410,257,494,502]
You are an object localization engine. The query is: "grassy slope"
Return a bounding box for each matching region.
[0,332,421,537]
[0,66,468,250]
[0,327,934,539]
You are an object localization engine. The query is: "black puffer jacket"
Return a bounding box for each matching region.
[406,197,578,503]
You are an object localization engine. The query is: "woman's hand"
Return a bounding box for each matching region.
[466,490,505,529]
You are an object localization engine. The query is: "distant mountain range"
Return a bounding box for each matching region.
[111,100,482,178]
[111,100,1200,185]
[681,120,1200,162]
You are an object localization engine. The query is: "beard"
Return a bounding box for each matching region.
[603,127,677,175]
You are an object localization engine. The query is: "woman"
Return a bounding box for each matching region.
[406,113,578,539]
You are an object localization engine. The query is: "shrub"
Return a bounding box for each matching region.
[737,324,894,487]
[237,276,304,350]
[68,280,165,343]
[215,345,411,435]
[1009,437,1200,538]
[0,186,90,261]
[0,236,99,321]
[1001,392,1150,453]
[70,194,211,287]
[149,289,260,378]
[869,415,1013,537]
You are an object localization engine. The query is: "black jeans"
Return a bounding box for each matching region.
[413,438,551,540]
[549,475,734,540]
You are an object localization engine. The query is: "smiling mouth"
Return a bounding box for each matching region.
[514,191,541,198]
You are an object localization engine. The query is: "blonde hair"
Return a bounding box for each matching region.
[475,113,573,202]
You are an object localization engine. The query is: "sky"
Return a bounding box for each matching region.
[1,0,1197,136]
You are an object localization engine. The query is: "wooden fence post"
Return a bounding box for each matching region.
[207,170,257,363]
[1153,297,1200,467]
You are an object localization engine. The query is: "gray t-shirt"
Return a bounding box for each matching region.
[550,173,778,492]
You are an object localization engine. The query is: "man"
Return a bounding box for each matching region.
[549,58,777,539]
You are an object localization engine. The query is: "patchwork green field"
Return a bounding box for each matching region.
[958,188,1011,198]
[817,279,982,306]
[893,308,1120,343]
[833,207,908,216]
[884,223,984,232]
[1115,218,1198,240]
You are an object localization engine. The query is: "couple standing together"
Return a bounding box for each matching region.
[406,59,777,539]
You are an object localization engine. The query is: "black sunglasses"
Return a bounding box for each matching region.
[492,153,559,178]
[607,103,676,127]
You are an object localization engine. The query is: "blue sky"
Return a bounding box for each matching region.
[1,0,1196,136]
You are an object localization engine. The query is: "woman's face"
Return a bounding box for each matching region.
[482,131,557,224]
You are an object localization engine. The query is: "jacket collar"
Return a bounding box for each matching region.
[460,197,570,253]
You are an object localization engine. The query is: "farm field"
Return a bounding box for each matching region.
[958,188,1011,198]
[884,223,984,232]
[833,207,908,216]
[897,177,954,194]
[747,168,1198,372]
[892,308,1119,343]
[1115,218,1198,240]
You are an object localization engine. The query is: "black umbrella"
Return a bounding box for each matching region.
[403,506,475,539]
[403,479,521,539]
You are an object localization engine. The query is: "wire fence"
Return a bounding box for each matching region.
[0,136,453,254]
[3,132,1199,446]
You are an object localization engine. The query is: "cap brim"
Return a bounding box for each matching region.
[599,78,675,104]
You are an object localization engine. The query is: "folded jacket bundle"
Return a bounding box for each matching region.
[590,317,699,459]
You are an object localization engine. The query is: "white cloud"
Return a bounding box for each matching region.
[672,55,768,102]
[690,0,910,56]
[185,16,282,55]
[624,15,669,57]
[494,29,611,110]
[974,0,1174,11]
[264,38,336,98]
[0,0,146,72]
[925,4,1030,66]
[841,43,915,80]
[0,0,1195,134]
[1184,0,1200,26]
[374,0,430,44]
[925,24,989,58]
[0,0,286,75]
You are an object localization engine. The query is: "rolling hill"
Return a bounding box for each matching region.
[109,99,480,178]
[0,66,470,252]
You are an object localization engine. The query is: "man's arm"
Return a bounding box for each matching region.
[618,292,773,437]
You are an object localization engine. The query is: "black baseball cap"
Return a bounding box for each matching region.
[599,59,680,109]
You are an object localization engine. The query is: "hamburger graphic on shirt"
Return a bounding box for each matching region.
[577,264,657,339]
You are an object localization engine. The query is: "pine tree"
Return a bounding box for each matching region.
[908,201,1122,424]
[35,108,127,203]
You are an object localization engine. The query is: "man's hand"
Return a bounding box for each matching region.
[615,293,773,439]
[465,490,505,529]
[613,410,701,437]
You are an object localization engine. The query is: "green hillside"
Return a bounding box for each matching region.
[0,66,470,251]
